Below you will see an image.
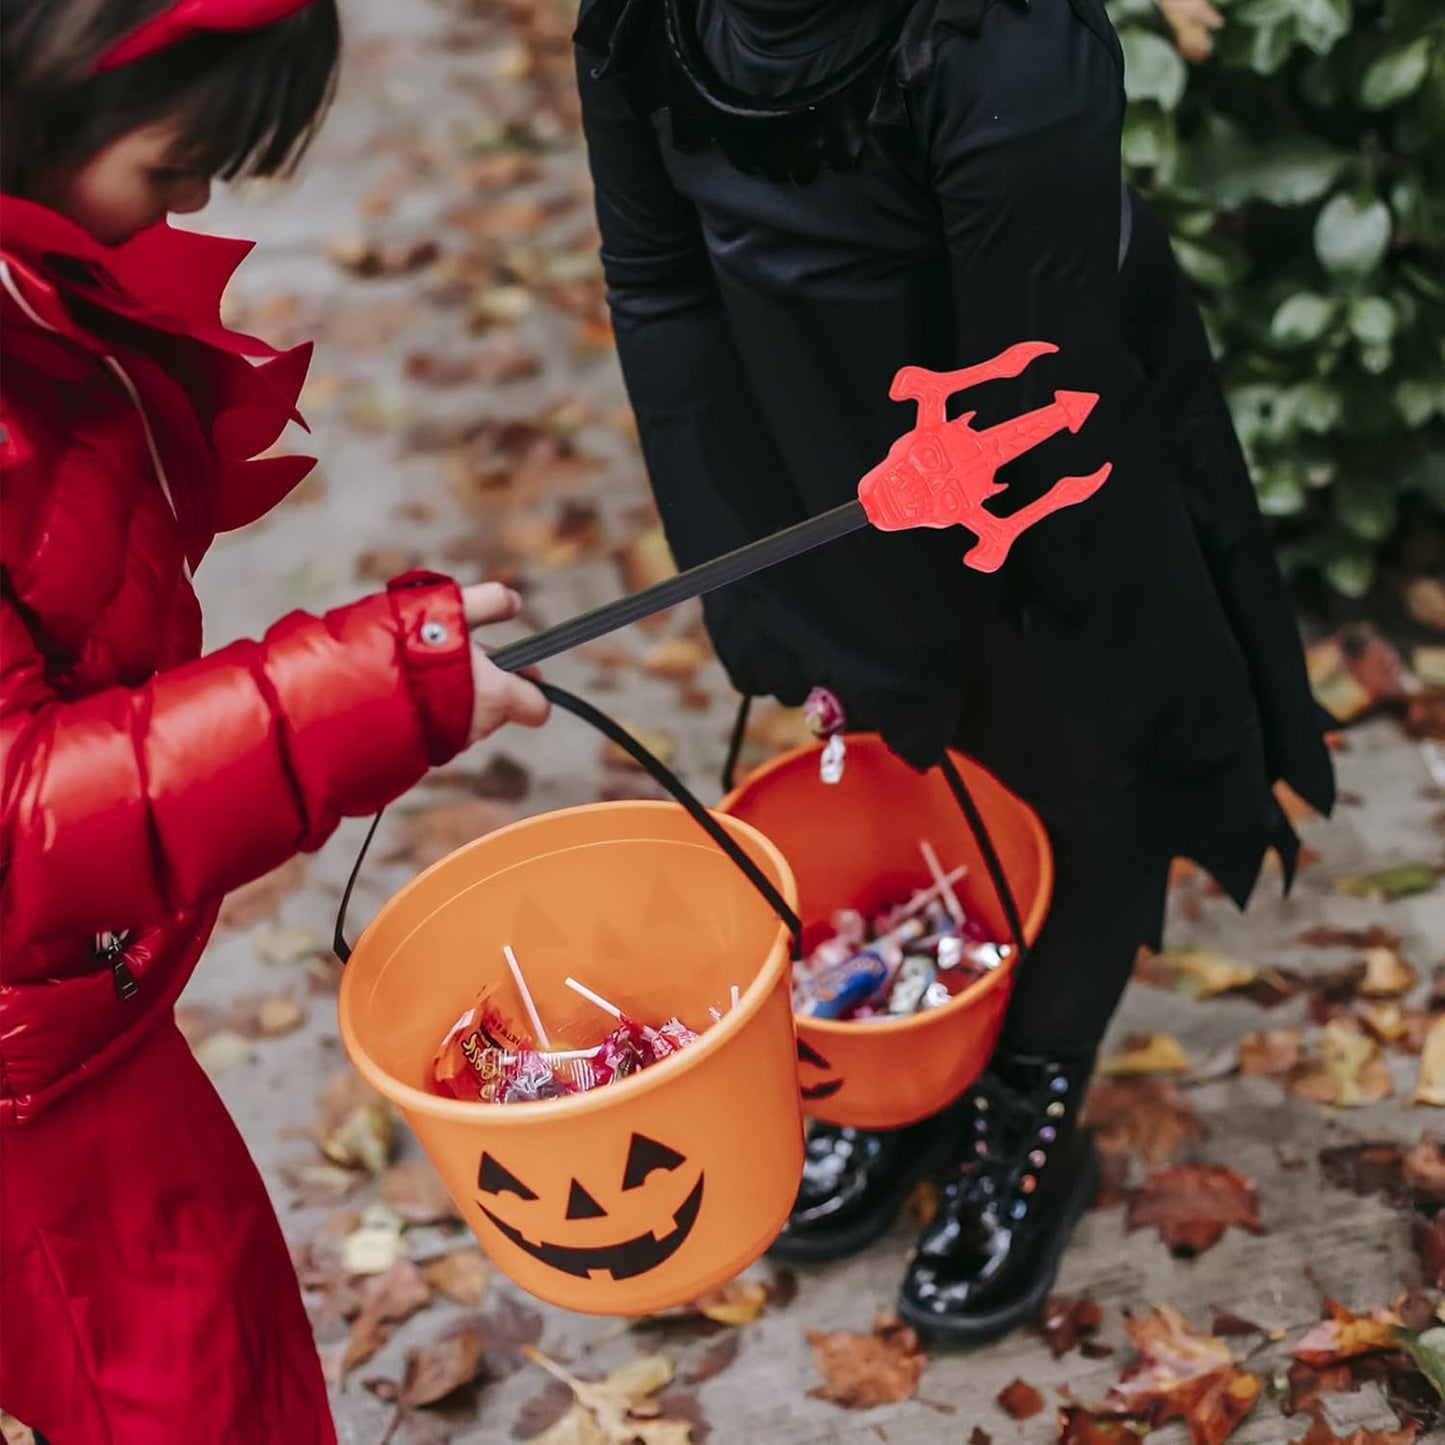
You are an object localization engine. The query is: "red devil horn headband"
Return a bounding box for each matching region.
[96,0,319,71]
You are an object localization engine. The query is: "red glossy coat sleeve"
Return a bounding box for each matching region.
[0,571,473,949]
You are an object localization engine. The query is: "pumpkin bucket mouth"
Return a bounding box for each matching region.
[721,735,1054,1130]
[338,800,801,1317]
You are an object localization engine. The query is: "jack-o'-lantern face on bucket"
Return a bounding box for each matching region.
[797,1038,843,1102]
[476,1132,704,1279]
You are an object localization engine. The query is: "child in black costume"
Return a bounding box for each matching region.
[573,0,1333,1340]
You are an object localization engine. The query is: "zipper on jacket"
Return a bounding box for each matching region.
[97,931,139,1001]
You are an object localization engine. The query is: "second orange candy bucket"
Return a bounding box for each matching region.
[721,734,1054,1130]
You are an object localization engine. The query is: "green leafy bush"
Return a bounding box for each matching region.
[1107,0,1445,597]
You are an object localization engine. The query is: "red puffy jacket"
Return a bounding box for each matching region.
[0,199,475,1125]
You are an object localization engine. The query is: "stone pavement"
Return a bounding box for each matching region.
[178,1,1445,1440]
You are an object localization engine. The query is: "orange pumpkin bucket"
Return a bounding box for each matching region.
[337,693,803,1317]
[720,734,1053,1130]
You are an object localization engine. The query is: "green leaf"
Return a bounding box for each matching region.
[1348,297,1398,345]
[1181,134,1350,209]
[1296,0,1353,55]
[1334,475,1398,540]
[1334,862,1440,900]
[1314,194,1393,279]
[1256,466,1308,516]
[1122,30,1189,110]
[1392,1326,1445,1401]
[1122,108,1179,174]
[1360,37,1435,109]
[1323,548,1377,598]
[1247,20,1296,75]
[1173,236,1249,291]
[1282,380,1344,435]
[1395,379,1443,426]
[1271,293,1338,346]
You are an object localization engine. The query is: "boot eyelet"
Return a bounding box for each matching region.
[1028,1149,1046,1168]
[1009,1200,1027,1220]
[974,1117,988,1133]
[980,1177,996,1195]
[1020,1175,1037,1194]
[1049,1076,1069,1094]
[1039,1124,1057,1142]
[975,1140,988,1156]
[1046,1101,1066,1118]
[975,1096,989,1112]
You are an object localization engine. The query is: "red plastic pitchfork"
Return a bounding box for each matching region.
[490,341,1110,672]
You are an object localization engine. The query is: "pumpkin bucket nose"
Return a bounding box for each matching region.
[721,736,1053,1130]
[338,800,801,1316]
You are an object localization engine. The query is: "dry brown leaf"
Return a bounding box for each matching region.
[328,234,441,277]
[469,753,533,803]
[997,1378,1045,1419]
[255,925,326,966]
[421,1248,490,1306]
[1318,1140,1406,1199]
[1100,1033,1189,1077]
[1135,947,1257,999]
[1362,945,1419,997]
[1300,924,1402,951]
[1106,1306,1261,1445]
[1127,1164,1266,1257]
[216,856,309,931]
[1034,1296,1105,1358]
[642,637,710,681]
[379,1160,462,1226]
[1406,577,1445,632]
[1404,1135,1445,1200]
[616,528,677,593]
[338,1259,433,1379]
[1358,1000,1411,1046]
[384,799,519,871]
[905,1178,942,1227]
[1057,1407,1145,1444]
[1238,1028,1304,1077]
[1083,1079,1208,1164]
[1291,1019,1394,1107]
[354,546,424,583]
[693,1281,768,1327]
[258,992,305,1037]
[1293,1302,1399,1366]
[806,1313,928,1410]
[1405,692,1445,741]
[316,1070,395,1176]
[603,723,676,770]
[684,1333,741,1386]
[1308,627,1410,724]
[400,1323,488,1408]
[1159,0,1225,62]
[523,1347,693,1444]
[1414,1017,1445,1106]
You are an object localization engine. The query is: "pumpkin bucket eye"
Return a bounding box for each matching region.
[622,1132,685,1191]
[566,1179,608,1220]
[797,1039,831,1070]
[478,1152,538,1200]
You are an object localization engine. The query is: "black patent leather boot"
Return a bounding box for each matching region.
[769,1109,966,1264]
[896,1051,1098,1341]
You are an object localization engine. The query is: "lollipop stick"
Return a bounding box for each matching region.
[920,841,965,925]
[565,976,623,1022]
[504,944,551,1049]
[730,984,741,1010]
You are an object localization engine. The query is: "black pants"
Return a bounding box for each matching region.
[994,801,1172,1062]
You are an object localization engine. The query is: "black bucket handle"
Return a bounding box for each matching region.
[719,695,1029,963]
[334,681,802,965]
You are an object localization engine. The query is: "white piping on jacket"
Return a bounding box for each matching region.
[1,259,192,580]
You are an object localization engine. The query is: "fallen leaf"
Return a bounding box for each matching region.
[1100,1034,1189,1077]
[1394,1324,1445,1402]
[217,856,309,930]
[1159,0,1225,62]
[421,1248,490,1306]
[1106,1306,1261,1445]
[258,992,305,1037]
[616,528,677,594]
[379,1160,462,1225]
[603,723,676,770]
[400,1323,488,1407]
[998,1378,1045,1419]
[1334,864,1439,903]
[512,1381,575,1441]
[766,1268,799,1309]
[1360,1001,1412,1046]
[1405,693,1445,742]
[1414,1017,1445,1106]
[384,799,519,870]
[968,1429,994,1445]
[806,1314,928,1410]
[1294,1420,1419,1445]
[684,1334,741,1386]
[338,1259,433,1378]
[693,1281,768,1327]
[1127,1164,1265,1257]
[523,1346,694,1443]
[355,546,424,583]
[281,1159,366,1207]
[316,1069,396,1176]
[1406,578,1445,633]
[469,1295,545,1379]
[255,925,326,966]
[1238,1029,1304,1078]
[1294,1303,1400,1366]
[1405,1136,1445,1201]
[1035,1297,1106,1358]
[1291,1019,1394,1107]
[905,1179,942,1227]
[1415,1211,1445,1289]
[1415,647,1445,689]
[1362,945,1419,997]
[1308,628,1410,724]
[1210,1312,1263,1338]
[1057,1408,1145,1443]
[327,234,441,277]
[1084,1079,1208,1163]
[642,637,710,681]
[1135,947,1257,999]
[470,753,533,803]
[472,284,534,328]
[1300,924,1402,951]
[192,1028,251,1074]
[342,1203,407,1276]
[1319,1141,1406,1200]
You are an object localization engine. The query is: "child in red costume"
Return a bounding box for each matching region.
[0,2,548,1439]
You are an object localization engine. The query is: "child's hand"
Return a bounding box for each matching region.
[462,583,550,742]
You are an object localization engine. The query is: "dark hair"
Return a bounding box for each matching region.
[1,0,340,197]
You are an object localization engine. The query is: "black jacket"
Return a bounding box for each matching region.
[574,0,1335,907]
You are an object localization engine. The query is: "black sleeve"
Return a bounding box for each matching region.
[574,46,806,562]
[917,0,1149,595]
